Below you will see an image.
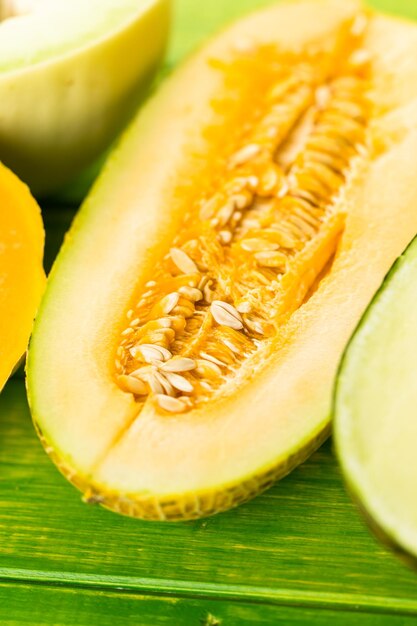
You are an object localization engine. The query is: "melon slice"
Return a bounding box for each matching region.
[0,0,171,195]
[334,236,417,563]
[27,0,417,520]
[0,162,45,391]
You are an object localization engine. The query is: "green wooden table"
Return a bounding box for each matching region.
[2,1,417,624]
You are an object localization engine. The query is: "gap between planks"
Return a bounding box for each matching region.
[1,569,417,618]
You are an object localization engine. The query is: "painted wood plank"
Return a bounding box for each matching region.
[1,581,417,626]
[1,379,417,614]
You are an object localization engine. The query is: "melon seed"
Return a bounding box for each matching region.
[170,247,198,274]
[210,301,244,330]
[160,357,196,373]
[155,394,188,413]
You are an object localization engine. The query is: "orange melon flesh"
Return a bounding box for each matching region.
[0,162,45,390]
[27,0,417,520]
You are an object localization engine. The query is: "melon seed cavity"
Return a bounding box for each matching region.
[116,14,371,413]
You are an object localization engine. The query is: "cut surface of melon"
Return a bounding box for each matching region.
[0,0,171,195]
[0,0,159,72]
[0,162,45,390]
[334,236,417,561]
[28,0,417,520]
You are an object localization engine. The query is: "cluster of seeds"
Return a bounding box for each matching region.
[117,269,255,413]
[116,19,371,413]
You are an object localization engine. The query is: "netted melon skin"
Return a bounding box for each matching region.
[35,420,329,521]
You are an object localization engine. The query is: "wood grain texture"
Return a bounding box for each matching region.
[2,582,417,626]
[3,0,417,623]
[1,378,417,618]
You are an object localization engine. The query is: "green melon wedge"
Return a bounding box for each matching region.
[0,0,171,195]
[334,235,417,563]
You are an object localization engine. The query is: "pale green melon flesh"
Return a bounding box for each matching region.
[0,0,145,73]
[334,237,417,559]
[0,0,170,194]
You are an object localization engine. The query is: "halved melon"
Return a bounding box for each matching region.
[0,161,45,391]
[0,0,171,195]
[334,235,417,563]
[27,0,417,520]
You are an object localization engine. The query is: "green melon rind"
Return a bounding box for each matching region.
[333,234,417,563]
[32,417,329,521]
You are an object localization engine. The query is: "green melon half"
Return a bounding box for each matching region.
[0,0,171,195]
[334,235,417,563]
[27,0,417,520]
